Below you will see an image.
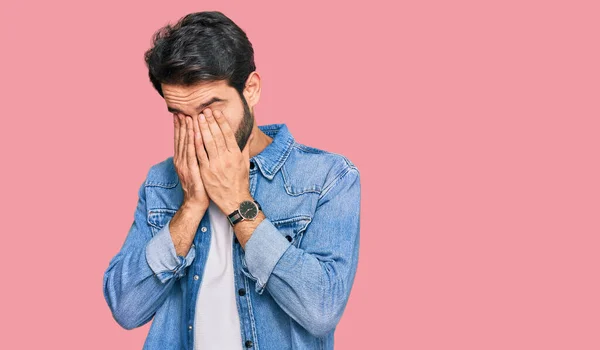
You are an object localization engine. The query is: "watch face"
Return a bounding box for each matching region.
[239,200,258,219]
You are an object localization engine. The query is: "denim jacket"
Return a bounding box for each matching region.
[103,123,361,349]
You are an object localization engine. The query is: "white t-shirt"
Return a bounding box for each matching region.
[194,199,243,349]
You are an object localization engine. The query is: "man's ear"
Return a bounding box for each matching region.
[243,71,261,109]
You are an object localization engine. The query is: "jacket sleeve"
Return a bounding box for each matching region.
[103,175,195,330]
[241,165,361,338]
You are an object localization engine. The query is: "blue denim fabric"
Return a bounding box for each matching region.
[103,123,361,349]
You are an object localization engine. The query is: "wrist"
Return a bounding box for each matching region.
[180,201,208,217]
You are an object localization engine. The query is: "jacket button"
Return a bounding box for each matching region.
[249,161,255,169]
[245,340,253,348]
[285,235,292,242]
[238,288,246,296]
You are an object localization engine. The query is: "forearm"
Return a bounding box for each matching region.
[169,203,207,256]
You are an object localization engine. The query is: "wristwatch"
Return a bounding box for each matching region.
[227,199,262,227]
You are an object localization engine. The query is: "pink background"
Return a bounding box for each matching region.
[1,0,599,349]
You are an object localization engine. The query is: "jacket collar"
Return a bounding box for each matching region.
[251,123,295,180]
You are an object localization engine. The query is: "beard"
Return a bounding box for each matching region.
[234,93,255,152]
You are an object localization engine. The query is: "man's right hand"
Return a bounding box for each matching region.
[174,113,210,210]
[168,113,209,257]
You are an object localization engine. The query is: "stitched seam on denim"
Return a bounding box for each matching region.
[281,162,322,196]
[245,276,260,350]
[293,143,325,154]
[146,209,177,230]
[318,166,357,201]
[145,181,178,188]
[266,137,294,177]
[271,216,312,226]
[260,123,284,132]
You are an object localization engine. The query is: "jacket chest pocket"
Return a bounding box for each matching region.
[271,216,312,248]
[147,208,178,236]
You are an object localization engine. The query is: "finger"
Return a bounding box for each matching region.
[203,108,228,154]
[198,112,217,160]
[178,114,187,162]
[192,114,209,165]
[186,117,198,171]
[173,114,179,161]
[182,116,189,170]
[213,109,237,151]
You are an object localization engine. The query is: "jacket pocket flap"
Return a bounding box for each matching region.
[270,216,311,246]
[147,208,178,232]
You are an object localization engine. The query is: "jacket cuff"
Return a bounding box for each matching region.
[241,218,291,294]
[145,218,195,283]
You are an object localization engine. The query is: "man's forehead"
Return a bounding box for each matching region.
[163,83,230,115]
[162,80,226,101]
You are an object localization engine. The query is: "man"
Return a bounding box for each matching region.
[103,11,361,350]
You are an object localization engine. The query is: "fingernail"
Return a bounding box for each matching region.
[200,114,205,121]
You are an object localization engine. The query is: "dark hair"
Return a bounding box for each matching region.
[144,11,256,98]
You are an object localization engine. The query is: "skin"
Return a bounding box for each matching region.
[164,72,273,256]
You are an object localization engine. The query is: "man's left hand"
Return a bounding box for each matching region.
[194,107,254,215]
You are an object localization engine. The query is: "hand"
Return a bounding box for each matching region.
[173,113,210,210]
[194,108,254,214]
